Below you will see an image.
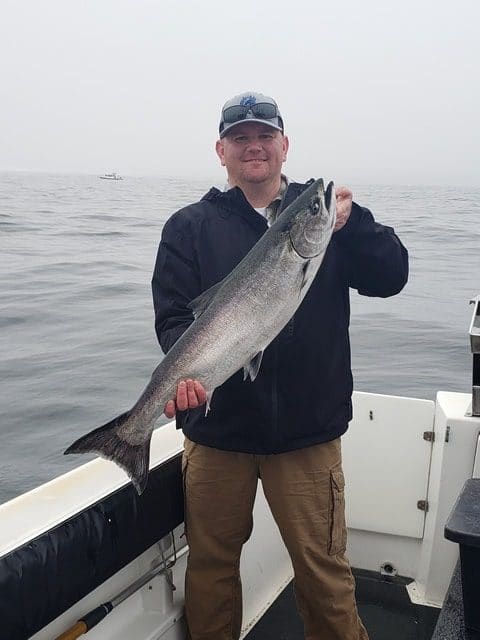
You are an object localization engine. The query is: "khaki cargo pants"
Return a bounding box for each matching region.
[182,437,369,640]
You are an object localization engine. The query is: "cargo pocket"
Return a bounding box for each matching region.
[328,469,347,555]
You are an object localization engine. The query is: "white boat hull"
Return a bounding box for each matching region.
[2,390,479,639]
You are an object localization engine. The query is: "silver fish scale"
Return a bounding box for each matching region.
[127,180,335,435]
[66,179,336,493]
[140,242,300,421]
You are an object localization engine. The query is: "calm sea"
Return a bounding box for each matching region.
[1,172,478,504]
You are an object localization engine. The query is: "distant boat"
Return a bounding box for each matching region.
[99,172,123,180]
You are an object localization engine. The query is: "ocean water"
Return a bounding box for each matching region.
[1,172,478,504]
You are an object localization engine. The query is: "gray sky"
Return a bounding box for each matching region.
[1,0,479,185]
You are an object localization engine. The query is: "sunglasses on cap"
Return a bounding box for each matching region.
[222,102,280,124]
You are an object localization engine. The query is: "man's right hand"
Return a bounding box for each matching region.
[164,379,207,418]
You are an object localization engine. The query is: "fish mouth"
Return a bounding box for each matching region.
[324,180,334,212]
[287,179,335,259]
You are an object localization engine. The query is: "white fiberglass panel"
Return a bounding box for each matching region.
[342,391,435,539]
[473,434,480,478]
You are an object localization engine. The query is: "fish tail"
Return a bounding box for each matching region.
[64,410,151,495]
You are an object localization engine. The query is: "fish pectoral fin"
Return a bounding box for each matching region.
[188,279,225,319]
[243,351,264,382]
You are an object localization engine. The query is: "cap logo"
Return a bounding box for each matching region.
[239,95,257,107]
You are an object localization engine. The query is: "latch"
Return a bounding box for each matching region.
[417,500,429,512]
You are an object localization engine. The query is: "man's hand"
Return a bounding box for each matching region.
[334,186,353,232]
[164,379,207,418]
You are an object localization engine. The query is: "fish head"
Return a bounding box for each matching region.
[287,179,336,259]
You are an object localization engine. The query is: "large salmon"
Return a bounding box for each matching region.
[65,178,336,493]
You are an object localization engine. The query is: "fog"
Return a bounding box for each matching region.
[1,0,479,185]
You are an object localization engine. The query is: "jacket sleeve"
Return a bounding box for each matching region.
[334,202,409,297]
[151,212,201,353]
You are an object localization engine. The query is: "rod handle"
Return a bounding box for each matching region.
[54,621,87,640]
[55,603,112,640]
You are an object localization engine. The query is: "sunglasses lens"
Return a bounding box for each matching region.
[222,105,249,124]
[222,103,278,125]
[250,103,278,119]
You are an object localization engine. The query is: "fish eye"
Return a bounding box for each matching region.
[311,199,320,214]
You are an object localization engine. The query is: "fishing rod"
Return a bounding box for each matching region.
[55,541,187,640]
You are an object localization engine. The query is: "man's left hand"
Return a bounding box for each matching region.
[334,186,353,232]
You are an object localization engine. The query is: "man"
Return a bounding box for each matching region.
[152,91,408,640]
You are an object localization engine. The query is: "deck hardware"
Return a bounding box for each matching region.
[423,431,435,442]
[54,544,188,640]
[445,425,451,443]
[380,562,398,576]
[158,532,177,592]
[369,410,373,420]
[417,500,429,512]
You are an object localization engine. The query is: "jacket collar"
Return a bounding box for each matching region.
[200,179,314,234]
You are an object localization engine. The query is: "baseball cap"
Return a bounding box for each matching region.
[219,91,284,138]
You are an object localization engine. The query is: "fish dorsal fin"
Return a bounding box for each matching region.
[188,280,224,320]
[243,351,264,382]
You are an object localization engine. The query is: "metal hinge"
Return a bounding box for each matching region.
[417,500,429,512]
[423,431,435,442]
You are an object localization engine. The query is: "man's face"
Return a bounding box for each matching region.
[215,122,289,188]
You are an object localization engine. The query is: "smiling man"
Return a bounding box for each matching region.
[215,97,289,206]
[152,91,408,640]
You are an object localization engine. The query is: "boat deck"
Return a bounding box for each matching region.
[246,569,440,640]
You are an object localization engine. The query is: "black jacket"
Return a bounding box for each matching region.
[151,181,408,454]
